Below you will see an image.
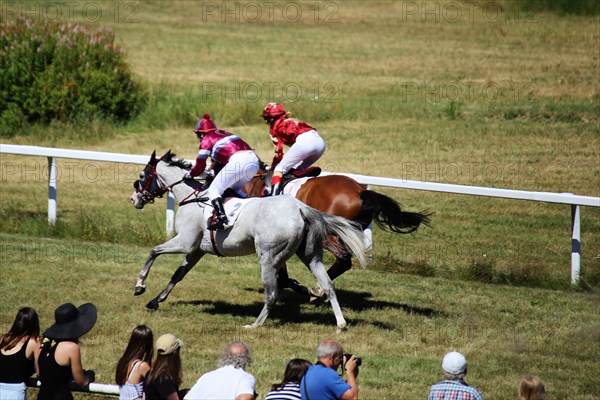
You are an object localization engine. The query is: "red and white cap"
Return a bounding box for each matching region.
[262,103,286,119]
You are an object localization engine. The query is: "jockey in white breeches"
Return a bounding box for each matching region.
[183,114,260,230]
[262,102,326,195]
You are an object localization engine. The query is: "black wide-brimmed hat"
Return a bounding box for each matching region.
[43,303,97,340]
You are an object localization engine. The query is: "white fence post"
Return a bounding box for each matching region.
[571,204,581,286]
[363,184,373,258]
[27,378,120,395]
[47,157,57,225]
[166,191,175,237]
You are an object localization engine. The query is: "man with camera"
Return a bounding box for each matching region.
[300,339,360,400]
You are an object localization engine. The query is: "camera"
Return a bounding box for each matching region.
[344,353,362,366]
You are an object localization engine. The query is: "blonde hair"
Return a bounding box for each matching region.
[284,111,292,118]
[519,374,546,400]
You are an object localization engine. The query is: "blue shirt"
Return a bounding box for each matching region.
[428,379,484,400]
[300,364,351,400]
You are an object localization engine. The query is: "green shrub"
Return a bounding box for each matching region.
[0,18,146,136]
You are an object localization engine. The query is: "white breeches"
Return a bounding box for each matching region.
[208,151,260,200]
[274,130,326,174]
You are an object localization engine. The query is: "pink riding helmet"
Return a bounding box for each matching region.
[193,114,217,133]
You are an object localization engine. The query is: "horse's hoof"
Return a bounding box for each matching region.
[310,284,324,297]
[335,325,347,334]
[146,299,159,310]
[134,286,146,296]
[335,321,347,334]
[309,284,330,305]
[243,324,257,329]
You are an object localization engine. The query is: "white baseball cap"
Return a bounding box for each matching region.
[442,351,467,374]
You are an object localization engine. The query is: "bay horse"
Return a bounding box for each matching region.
[241,166,431,297]
[130,151,369,330]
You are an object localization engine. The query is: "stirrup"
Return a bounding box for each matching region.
[209,198,229,229]
[207,216,226,231]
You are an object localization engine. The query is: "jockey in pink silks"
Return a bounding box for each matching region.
[262,103,326,195]
[183,114,260,230]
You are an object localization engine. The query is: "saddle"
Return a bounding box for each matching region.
[204,197,257,231]
[275,166,322,195]
[285,166,322,179]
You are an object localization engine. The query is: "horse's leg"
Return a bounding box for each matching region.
[244,264,279,329]
[135,235,191,295]
[309,256,347,332]
[309,253,353,302]
[146,247,205,310]
[296,176,368,300]
[327,253,353,280]
[310,236,353,302]
[245,236,298,329]
[277,263,310,296]
[296,238,346,330]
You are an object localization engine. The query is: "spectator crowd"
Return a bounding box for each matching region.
[1,304,546,400]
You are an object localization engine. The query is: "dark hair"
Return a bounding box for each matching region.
[115,325,154,385]
[270,358,312,392]
[146,350,182,388]
[0,307,40,351]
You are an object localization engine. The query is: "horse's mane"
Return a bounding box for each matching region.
[162,151,192,170]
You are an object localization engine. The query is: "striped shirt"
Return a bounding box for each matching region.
[264,382,301,400]
[427,379,484,400]
[190,129,252,177]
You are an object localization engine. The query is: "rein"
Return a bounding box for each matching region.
[136,160,188,206]
[179,192,209,206]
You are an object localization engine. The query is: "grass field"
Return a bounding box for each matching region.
[1,1,599,399]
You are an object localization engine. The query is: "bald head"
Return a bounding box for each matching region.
[229,342,247,356]
[218,341,252,369]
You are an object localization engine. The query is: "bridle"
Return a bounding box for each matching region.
[134,160,182,206]
[134,158,210,207]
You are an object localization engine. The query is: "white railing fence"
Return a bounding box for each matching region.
[2,144,599,287]
[26,377,119,397]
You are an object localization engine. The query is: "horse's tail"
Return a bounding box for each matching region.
[360,190,432,234]
[299,205,369,268]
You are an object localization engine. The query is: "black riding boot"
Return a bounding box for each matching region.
[208,197,229,230]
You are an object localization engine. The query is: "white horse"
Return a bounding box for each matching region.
[130,151,369,330]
